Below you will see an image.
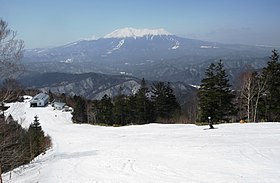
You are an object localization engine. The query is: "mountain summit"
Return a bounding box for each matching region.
[103,27,172,39]
[24,27,272,82]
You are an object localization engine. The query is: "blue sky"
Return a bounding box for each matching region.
[1,0,280,48]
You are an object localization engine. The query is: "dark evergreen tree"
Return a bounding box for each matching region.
[28,115,45,160]
[30,115,41,128]
[135,78,155,124]
[72,95,87,123]
[113,94,130,126]
[198,63,217,122]
[198,60,235,123]
[96,94,114,125]
[215,61,236,120]
[262,49,280,121]
[60,93,67,103]
[127,95,137,123]
[151,81,180,120]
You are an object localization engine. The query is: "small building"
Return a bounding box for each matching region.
[63,105,73,112]
[53,102,66,110]
[30,93,49,107]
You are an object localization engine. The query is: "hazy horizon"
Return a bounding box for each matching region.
[1,0,280,48]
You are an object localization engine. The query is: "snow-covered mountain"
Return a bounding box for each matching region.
[103,27,172,39]
[23,28,273,85]
[25,27,262,64]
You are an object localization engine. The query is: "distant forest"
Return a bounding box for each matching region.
[52,49,280,125]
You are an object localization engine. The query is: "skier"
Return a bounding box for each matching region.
[208,116,214,129]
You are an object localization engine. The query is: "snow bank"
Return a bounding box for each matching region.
[3,100,280,183]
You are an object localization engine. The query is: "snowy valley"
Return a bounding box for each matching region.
[1,2,280,182]
[3,99,280,183]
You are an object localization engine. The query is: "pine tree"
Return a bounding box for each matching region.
[72,95,87,123]
[30,115,41,128]
[151,81,180,120]
[127,95,137,123]
[135,78,155,124]
[28,115,45,160]
[262,49,280,121]
[215,61,236,120]
[198,60,235,123]
[198,63,218,122]
[113,94,130,126]
[96,94,114,125]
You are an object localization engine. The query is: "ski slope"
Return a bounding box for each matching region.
[3,99,280,183]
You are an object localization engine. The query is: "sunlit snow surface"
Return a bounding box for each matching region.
[104,27,171,39]
[3,99,280,183]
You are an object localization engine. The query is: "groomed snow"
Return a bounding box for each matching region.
[112,39,125,51]
[3,99,280,183]
[171,40,180,50]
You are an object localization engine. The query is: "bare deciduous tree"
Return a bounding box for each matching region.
[0,117,29,182]
[0,19,24,115]
[0,19,24,183]
[0,19,24,79]
[0,78,23,104]
[253,72,267,122]
[240,70,256,122]
[239,67,267,122]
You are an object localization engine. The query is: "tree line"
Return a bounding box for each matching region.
[69,79,181,126]
[0,115,51,179]
[198,49,280,123]
[62,49,280,125]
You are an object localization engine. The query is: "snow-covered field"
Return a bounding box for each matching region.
[3,100,280,183]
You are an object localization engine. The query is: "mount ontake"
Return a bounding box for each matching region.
[25,27,206,64]
[22,28,274,88]
[24,27,271,64]
[103,27,172,38]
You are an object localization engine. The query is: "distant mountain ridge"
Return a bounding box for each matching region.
[20,72,197,104]
[25,27,271,64]
[23,27,275,85]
